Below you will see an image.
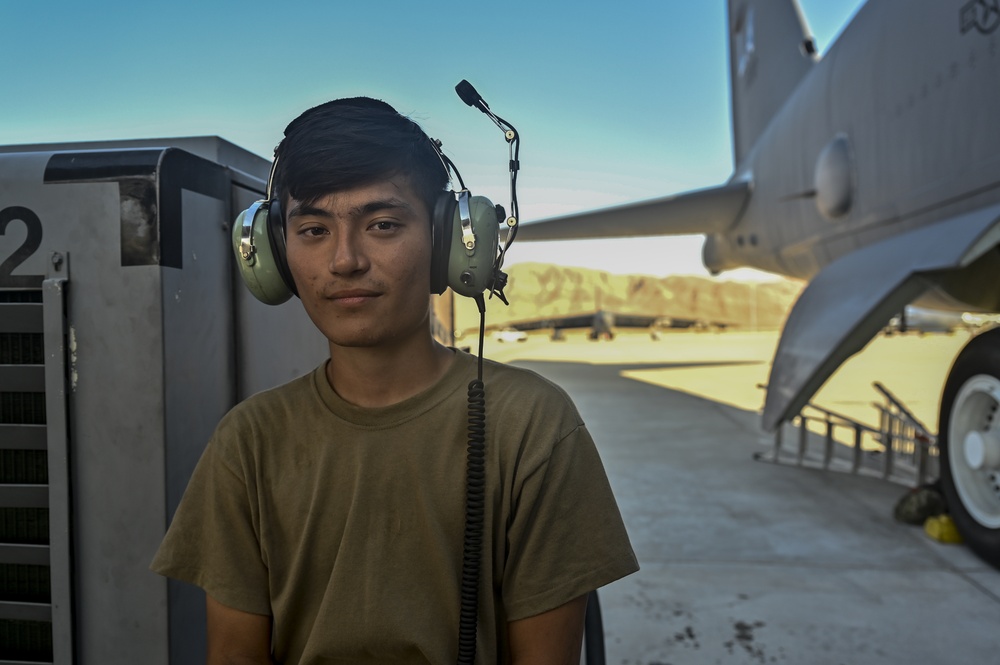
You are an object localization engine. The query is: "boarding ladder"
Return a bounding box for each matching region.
[756,382,938,488]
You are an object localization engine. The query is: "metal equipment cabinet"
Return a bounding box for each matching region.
[0,138,330,664]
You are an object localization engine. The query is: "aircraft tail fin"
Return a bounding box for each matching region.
[728,0,816,164]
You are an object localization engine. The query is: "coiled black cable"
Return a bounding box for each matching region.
[456,378,485,664]
[457,296,488,665]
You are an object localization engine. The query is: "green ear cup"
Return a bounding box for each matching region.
[447,194,501,297]
[231,202,293,305]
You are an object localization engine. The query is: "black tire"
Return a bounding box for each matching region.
[939,328,1000,569]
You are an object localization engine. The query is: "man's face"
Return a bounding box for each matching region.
[284,176,434,350]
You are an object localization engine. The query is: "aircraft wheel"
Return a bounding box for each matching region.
[939,329,1000,568]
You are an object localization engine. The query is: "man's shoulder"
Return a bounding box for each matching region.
[474,356,585,438]
[481,357,573,403]
[218,367,321,433]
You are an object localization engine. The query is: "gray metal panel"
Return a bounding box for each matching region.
[161,189,235,665]
[0,485,48,508]
[0,544,48,565]
[763,202,1000,430]
[0,601,51,622]
[0,424,46,450]
[0,136,268,182]
[0,304,43,332]
[0,149,170,665]
[0,365,44,391]
[43,261,74,665]
[0,139,327,663]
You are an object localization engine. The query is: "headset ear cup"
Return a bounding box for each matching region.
[266,197,298,297]
[430,192,456,295]
[447,194,501,297]
[231,201,294,305]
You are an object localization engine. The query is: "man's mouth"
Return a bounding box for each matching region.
[327,289,382,305]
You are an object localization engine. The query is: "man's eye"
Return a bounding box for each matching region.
[371,221,399,232]
[299,227,326,237]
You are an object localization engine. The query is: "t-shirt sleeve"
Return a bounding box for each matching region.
[150,427,272,616]
[502,424,639,621]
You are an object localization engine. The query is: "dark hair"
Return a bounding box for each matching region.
[272,97,448,217]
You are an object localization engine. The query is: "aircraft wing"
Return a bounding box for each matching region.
[762,203,1000,431]
[515,180,751,241]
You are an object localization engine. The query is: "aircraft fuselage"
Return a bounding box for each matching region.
[709,0,1000,313]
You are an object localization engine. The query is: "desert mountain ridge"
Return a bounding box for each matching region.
[453,262,805,334]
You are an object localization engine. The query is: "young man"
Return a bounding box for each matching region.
[152,97,638,664]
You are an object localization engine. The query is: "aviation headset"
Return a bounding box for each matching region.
[232,89,518,306]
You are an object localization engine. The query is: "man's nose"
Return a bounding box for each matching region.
[328,230,370,275]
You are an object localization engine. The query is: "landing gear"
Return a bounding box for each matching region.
[939,328,1000,568]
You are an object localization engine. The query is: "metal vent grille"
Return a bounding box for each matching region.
[0,508,49,545]
[0,563,50,603]
[0,392,46,425]
[0,450,48,485]
[1,286,65,664]
[0,332,44,365]
[0,619,53,662]
[0,292,42,304]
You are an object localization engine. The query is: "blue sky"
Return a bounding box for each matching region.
[3,0,865,278]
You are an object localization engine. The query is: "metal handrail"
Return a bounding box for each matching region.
[760,382,937,485]
[799,402,880,435]
[872,381,934,436]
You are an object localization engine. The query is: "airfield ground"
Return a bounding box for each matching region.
[479,327,971,436]
[474,328,999,665]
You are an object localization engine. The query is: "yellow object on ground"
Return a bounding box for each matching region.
[924,515,964,544]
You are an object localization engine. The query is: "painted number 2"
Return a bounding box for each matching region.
[0,206,44,288]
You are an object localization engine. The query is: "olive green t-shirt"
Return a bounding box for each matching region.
[151,349,637,664]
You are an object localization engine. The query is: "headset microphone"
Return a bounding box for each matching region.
[455,79,486,110]
[454,80,521,305]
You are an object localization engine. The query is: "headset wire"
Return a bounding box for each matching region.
[457,294,488,665]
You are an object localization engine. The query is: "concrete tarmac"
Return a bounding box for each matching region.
[487,330,1000,665]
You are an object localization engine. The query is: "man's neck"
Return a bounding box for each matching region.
[325,337,455,408]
